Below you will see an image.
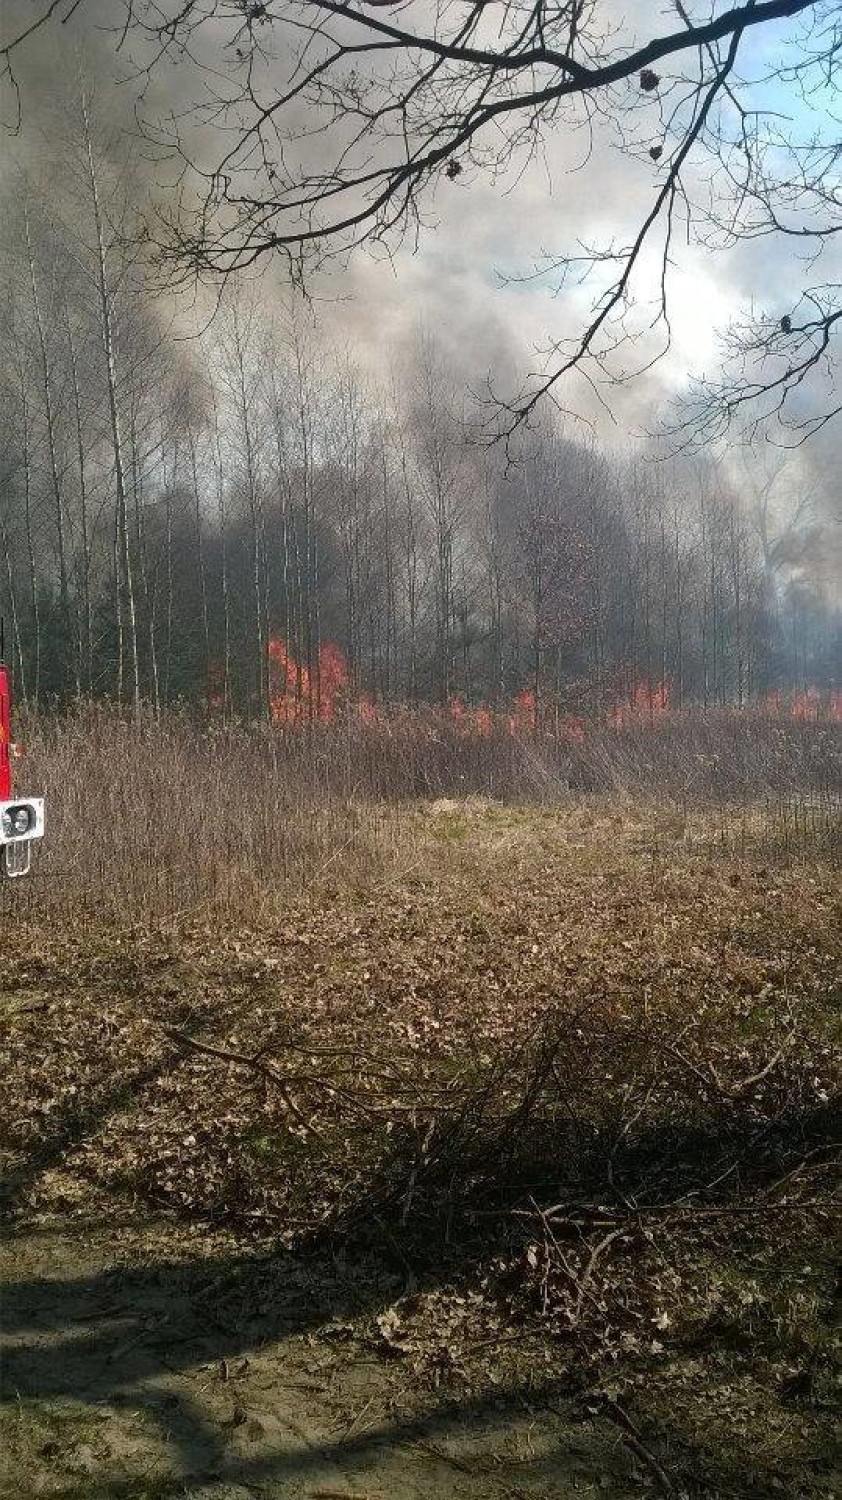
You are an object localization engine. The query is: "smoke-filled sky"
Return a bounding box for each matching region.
[1,0,839,594]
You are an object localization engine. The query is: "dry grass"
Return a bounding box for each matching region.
[5,701,840,924]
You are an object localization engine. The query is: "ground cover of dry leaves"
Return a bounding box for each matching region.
[1,800,839,1500]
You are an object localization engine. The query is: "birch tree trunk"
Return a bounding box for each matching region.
[25,207,78,695]
[81,89,141,719]
[65,307,93,693]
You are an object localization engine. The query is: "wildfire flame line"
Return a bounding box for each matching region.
[252,637,842,734]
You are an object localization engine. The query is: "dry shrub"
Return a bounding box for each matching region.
[6,704,409,924]
[3,700,839,923]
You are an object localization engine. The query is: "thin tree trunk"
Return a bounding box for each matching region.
[211,391,231,719]
[66,309,93,693]
[188,428,211,694]
[81,90,141,719]
[25,207,78,695]
[0,508,27,702]
[18,378,42,704]
[131,405,160,714]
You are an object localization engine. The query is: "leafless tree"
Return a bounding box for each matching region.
[216,291,271,715]
[3,1,836,442]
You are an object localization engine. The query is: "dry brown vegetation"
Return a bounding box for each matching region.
[5,702,840,923]
[1,712,840,1499]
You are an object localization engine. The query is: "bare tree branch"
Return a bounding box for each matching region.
[2,0,839,443]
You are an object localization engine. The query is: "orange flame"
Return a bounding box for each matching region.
[758,689,840,723]
[607,678,671,729]
[268,637,308,724]
[267,637,353,723]
[507,689,537,736]
[447,697,494,739]
[791,688,820,722]
[559,715,586,744]
[265,640,839,737]
[317,642,350,722]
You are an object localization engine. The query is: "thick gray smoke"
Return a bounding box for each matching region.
[1,0,839,607]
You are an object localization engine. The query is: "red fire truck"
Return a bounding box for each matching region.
[0,648,44,878]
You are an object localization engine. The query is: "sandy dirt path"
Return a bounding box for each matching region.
[2,1221,626,1499]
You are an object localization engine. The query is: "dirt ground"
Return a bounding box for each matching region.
[3,1218,638,1500]
[2,801,839,1499]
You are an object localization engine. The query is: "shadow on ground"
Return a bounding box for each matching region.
[3,1229,636,1500]
[3,1098,838,1499]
